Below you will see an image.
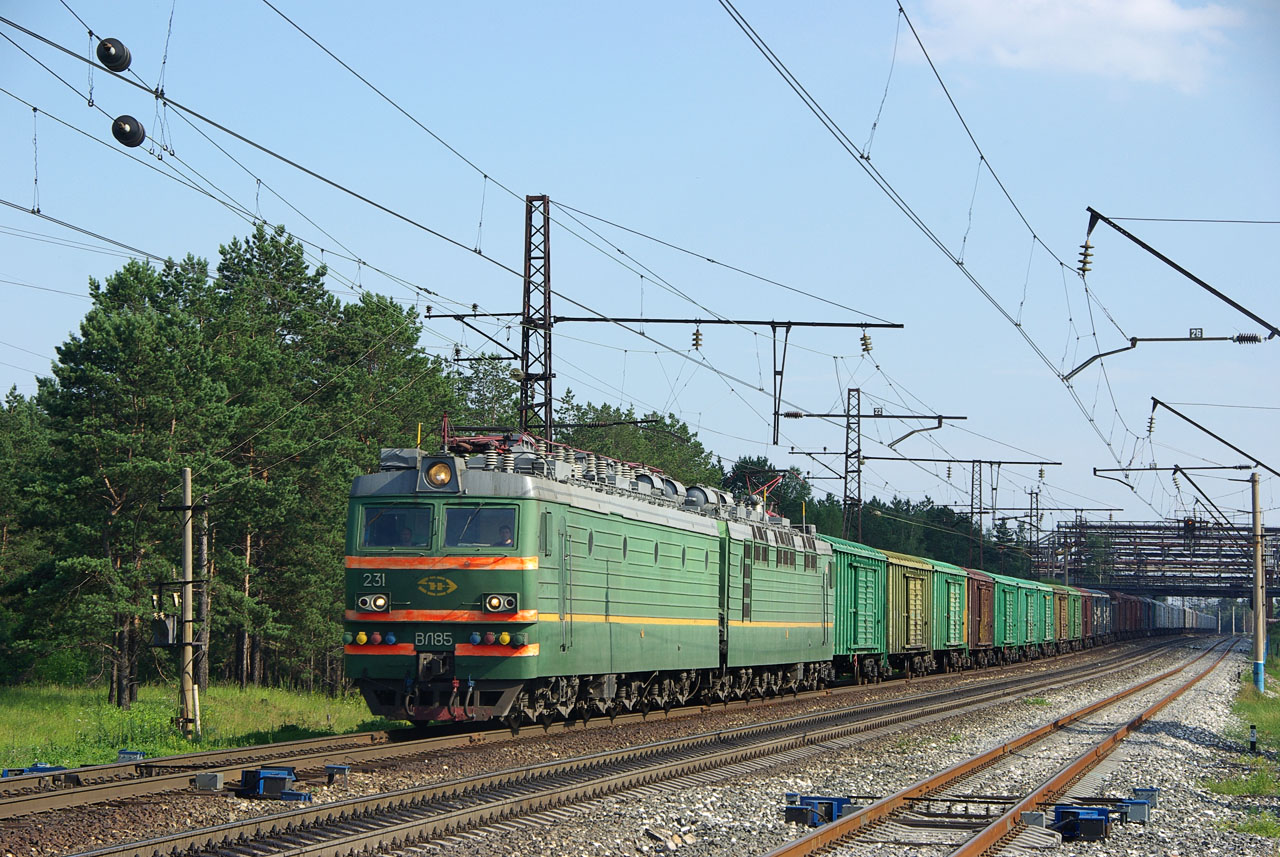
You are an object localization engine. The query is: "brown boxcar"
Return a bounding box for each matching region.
[1078,587,1093,641]
[965,568,996,666]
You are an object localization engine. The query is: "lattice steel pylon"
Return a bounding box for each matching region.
[520,195,553,440]
[842,388,862,541]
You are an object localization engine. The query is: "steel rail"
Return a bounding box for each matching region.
[760,638,1232,856]
[0,731,391,798]
[65,641,1199,857]
[3,638,1175,819]
[949,639,1236,857]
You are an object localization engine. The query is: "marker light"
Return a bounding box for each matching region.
[482,631,496,645]
[370,632,382,645]
[498,631,511,646]
[384,632,396,645]
[342,632,354,645]
[426,462,453,486]
[355,631,368,645]
[513,633,528,646]
[469,632,482,645]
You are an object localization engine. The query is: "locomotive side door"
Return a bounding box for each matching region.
[719,531,738,660]
[558,521,573,652]
[822,558,830,646]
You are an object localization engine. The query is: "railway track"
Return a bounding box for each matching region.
[1,638,1175,821]
[761,637,1236,856]
[62,639,1214,857]
[0,731,393,799]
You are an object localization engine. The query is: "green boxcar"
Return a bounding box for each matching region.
[1024,579,1055,652]
[1046,583,1082,651]
[929,559,968,670]
[987,570,1025,652]
[825,535,888,682]
[883,550,934,675]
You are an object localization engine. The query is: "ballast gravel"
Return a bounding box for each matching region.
[2,639,1272,857]
[394,639,1276,857]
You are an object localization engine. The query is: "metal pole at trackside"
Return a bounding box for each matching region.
[1253,473,1266,693]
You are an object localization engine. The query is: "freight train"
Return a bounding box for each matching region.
[343,437,1212,725]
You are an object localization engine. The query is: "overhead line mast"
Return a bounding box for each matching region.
[441,194,904,448]
[520,195,553,439]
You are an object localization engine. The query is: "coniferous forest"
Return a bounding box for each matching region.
[0,226,1032,704]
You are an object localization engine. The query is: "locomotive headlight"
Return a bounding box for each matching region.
[357,593,390,612]
[426,461,453,486]
[482,593,517,613]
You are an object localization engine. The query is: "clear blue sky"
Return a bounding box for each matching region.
[2,1,1277,535]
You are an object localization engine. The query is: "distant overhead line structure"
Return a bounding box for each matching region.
[1037,519,1280,598]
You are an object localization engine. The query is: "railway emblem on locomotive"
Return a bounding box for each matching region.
[417,576,457,596]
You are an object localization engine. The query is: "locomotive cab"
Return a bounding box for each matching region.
[344,449,538,723]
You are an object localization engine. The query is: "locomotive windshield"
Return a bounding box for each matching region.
[360,504,433,549]
[444,505,516,548]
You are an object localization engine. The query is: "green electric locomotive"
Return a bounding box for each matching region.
[343,438,834,725]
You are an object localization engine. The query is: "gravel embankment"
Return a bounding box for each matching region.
[4,639,1269,857]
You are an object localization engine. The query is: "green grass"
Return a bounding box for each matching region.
[1199,630,1280,831]
[1218,808,1280,839]
[1205,764,1280,797]
[1025,696,1049,706]
[0,683,407,770]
